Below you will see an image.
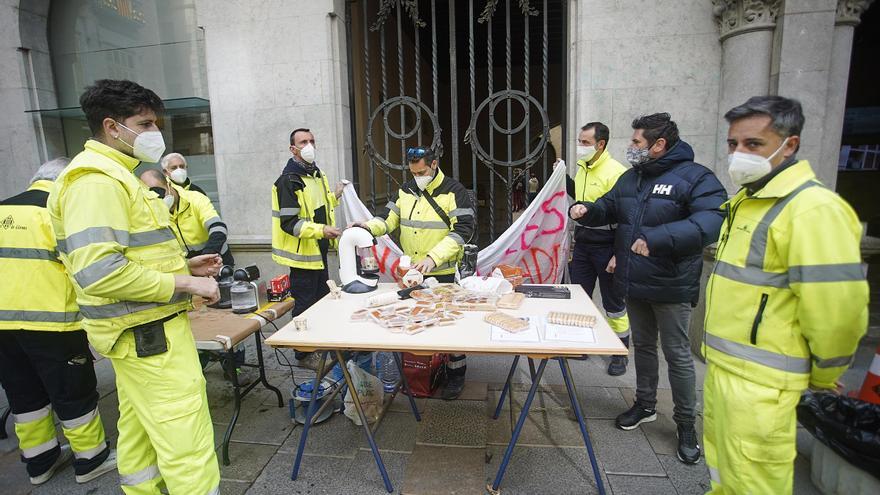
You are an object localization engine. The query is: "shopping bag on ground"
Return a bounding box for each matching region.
[401,353,447,397]
[343,360,383,426]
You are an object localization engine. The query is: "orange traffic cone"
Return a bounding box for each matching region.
[857,344,880,405]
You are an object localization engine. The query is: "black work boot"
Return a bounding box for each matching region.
[676,423,701,464]
[615,404,657,430]
[440,374,466,400]
[607,355,628,376]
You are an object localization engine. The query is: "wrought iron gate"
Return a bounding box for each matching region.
[347,0,567,245]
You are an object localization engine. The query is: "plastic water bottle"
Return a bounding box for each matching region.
[329,352,374,383]
[377,352,399,393]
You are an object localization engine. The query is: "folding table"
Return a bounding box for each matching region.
[266,284,626,494]
[189,298,294,465]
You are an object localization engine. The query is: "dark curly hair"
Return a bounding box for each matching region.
[631,112,679,150]
[79,79,164,135]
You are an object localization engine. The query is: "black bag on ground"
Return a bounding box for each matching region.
[797,391,880,479]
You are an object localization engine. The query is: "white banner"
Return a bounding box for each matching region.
[338,163,570,284]
[474,164,570,283]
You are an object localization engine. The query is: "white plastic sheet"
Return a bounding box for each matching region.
[338,163,570,284]
[473,164,570,283]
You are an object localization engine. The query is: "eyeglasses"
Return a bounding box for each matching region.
[406,147,430,161]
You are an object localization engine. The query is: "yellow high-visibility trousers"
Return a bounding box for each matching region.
[607,310,631,339]
[703,362,800,495]
[108,313,219,495]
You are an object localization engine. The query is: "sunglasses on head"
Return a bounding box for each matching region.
[406,147,431,161]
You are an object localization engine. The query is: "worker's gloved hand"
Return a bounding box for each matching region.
[323,226,342,239]
[413,256,436,274]
[188,253,222,277]
[347,221,369,230]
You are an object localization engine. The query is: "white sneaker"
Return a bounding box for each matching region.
[29,444,73,485]
[75,448,118,484]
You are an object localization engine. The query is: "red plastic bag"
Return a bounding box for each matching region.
[401,353,447,397]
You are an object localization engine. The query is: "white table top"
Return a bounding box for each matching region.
[266,283,627,357]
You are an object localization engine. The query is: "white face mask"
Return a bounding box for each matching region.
[727,137,789,186]
[576,145,597,163]
[163,194,175,210]
[414,172,434,191]
[298,143,316,164]
[115,122,165,163]
[169,167,187,184]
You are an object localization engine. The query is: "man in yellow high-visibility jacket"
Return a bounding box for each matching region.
[140,169,234,267]
[48,79,223,495]
[271,127,344,370]
[355,146,475,399]
[703,95,869,494]
[0,158,118,486]
[564,122,631,375]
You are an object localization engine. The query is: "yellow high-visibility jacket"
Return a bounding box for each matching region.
[169,183,232,265]
[0,180,81,331]
[271,160,338,270]
[567,150,627,244]
[703,160,868,390]
[572,151,627,203]
[48,139,192,356]
[366,168,475,276]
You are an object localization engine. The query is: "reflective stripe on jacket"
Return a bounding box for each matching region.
[47,140,192,355]
[365,168,475,276]
[703,160,868,390]
[0,180,81,331]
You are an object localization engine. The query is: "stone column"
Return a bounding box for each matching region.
[772,0,838,186]
[820,0,874,190]
[712,0,781,192]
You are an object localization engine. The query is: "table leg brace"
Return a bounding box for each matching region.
[291,351,328,481]
[490,358,548,492]
[335,350,394,493]
[559,357,606,495]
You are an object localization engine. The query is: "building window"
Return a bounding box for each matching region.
[41,0,219,205]
[839,145,880,171]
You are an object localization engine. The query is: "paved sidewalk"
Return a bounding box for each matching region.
[1,265,877,494]
[0,341,833,495]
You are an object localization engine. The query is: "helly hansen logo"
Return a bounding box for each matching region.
[652,184,673,195]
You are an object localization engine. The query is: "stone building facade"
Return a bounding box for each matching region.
[0,0,874,272]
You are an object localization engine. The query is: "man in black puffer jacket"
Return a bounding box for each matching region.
[570,113,726,465]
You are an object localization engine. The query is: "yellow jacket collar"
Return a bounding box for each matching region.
[751,160,817,199]
[577,149,609,171]
[168,182,189,219]
[84,139,141,172]
[28,180,54,193]
[424,167,446,193]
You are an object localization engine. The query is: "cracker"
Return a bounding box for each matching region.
[484,311,530,333]
[547,312,597,328]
